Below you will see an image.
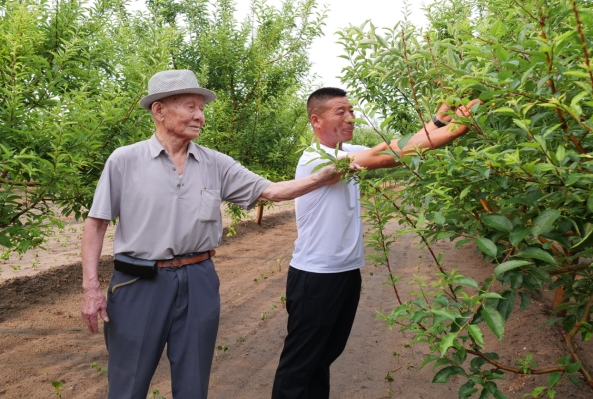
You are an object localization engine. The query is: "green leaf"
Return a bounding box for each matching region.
[548,372,562,387]
[419,355,440,370]
[460,186,472,199]
[555,146,566,163]
[531,210,561,238]
[439,332,458,356]
[476,237,498,257]
[571,223,593,250]
[493,390,508,399]
[494,260,532,276]
[434,212,446,225]
[467,324,484,347]
[481,308,505,340]
[432,365,466,383]
[510,226,531,247]
[528,266,552,283]
[514,247,557,265]
[479,292,505,299]
[397,133,414,150]
[459,382,479,399]
[452,276,479,289]
[497,291,516,321]
[519,292,531,311]
[431,308,458,321]
[456,238,473,248]
[565,361,581,374]
[482,214,513,232]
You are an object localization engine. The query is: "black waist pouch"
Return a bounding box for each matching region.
[114,253,157,279]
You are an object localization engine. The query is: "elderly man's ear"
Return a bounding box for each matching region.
[151,102,165,121]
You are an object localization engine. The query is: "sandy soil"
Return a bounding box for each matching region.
[0,203,591,398]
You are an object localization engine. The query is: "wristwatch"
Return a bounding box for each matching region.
[432,115,447,128]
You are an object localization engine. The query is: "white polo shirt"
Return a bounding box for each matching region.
[290,143,368,273]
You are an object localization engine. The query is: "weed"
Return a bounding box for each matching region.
[275,257,286,272]
[217,343,230,352]
[51,380,64,398]
[260,312,268,321]
[384,370,394,382]
[236,336,245,343]
[90,361,107,373]
[270,304,277,310]
[11,265,20,271]
[147,389,166,399]
[280,294,287,307]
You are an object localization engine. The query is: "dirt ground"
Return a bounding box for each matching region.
[1,203,592,399]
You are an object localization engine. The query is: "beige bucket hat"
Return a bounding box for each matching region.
[139,70,217,110]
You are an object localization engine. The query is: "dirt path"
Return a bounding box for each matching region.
[0,208,591,398]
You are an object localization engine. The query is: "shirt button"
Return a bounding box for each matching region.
[177,184,180,187]
[172,167,176,171]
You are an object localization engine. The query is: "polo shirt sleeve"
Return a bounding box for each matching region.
[219,156,271,210]
[88,153,123,221]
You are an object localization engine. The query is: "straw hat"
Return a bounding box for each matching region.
[139,70,216,110]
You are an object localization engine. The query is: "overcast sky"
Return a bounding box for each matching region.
[235,0,429,88]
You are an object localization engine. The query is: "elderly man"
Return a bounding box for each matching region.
[80,70,345,399]
[271,87,482,399]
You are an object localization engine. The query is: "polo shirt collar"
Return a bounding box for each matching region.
[148,133,200,161]
[187,141,200,161]
[148,134,166,158]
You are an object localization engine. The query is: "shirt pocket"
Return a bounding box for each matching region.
[199,189,222,222]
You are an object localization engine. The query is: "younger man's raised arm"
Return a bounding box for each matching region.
[349,99,482,170]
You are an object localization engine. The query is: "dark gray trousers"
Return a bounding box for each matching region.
[104,259,220,399]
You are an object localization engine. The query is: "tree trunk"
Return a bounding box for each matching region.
[255,204,264,225]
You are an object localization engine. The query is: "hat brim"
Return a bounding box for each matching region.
[140,87,217,111]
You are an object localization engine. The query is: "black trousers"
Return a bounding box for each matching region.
[271,266,362,399]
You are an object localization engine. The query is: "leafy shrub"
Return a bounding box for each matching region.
[338,0,593,397]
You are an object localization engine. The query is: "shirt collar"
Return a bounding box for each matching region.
[148,134,201,162]
[148,134,166,158]
[187,141,200,161]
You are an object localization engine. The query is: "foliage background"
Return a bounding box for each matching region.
[0,0,323,256]
[338,0,593,397]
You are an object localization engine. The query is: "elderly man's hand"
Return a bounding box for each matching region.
[316,161,362,185]
[81,286,109,333]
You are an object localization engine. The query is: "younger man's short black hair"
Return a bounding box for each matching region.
[307,87,347,118]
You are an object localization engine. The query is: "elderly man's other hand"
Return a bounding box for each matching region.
[81,286,109,333]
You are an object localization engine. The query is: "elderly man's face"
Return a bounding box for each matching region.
[158,94,205,140]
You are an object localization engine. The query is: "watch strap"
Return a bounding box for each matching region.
[432,114,447,128]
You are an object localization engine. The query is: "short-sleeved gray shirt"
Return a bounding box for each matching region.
[88,134,271,260]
